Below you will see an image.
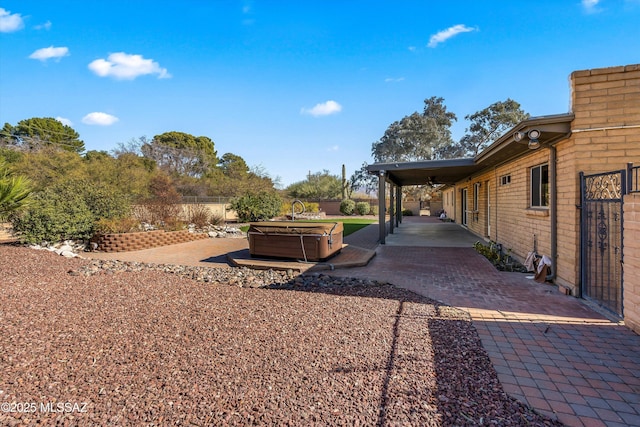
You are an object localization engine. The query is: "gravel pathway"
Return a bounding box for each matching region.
[0,246,562,426]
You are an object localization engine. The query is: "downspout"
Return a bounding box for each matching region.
[547,130,572,281]
[550,145,558,282]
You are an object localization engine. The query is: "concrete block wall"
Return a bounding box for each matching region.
[624,193,640,334]
[93,229,208,252]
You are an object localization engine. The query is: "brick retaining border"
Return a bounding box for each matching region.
[93,230,208,252]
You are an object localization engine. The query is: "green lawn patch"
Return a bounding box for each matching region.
[239,218,376,237]
[306,218,376,236]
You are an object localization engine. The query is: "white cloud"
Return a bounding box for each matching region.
[385,77,405,83]
[408,46,417,52]
[34,20,52,30]
[428,24,476,48]
[327,145,339,152]
[82,112,119,126]
[0,7,24,32]
[88,52,171,80]
[582,0,602,12]
[55,117,73,127]
[29,46,69,62]
[301,100,343,117]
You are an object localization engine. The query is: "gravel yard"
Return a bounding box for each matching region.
[0,246,561,426]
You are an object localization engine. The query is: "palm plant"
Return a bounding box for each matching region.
[0,160,32,221]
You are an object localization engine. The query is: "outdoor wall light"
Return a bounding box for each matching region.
[513,131,525,142]
[527,129,541,140]
[379,170,385,176]
[527,129,541,150]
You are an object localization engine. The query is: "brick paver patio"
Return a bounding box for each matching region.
[331,217,640,427]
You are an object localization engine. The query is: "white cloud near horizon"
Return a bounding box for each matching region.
[29,46,69,62]
[88,52,171,80]
[385,77,405,83]
[428,24,476,47]
[582,0,602,13]
[56,117,73,127]
[82,112,119,126]
[301,100,343,117]
[0,7,24,32]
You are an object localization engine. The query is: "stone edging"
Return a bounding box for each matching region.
[92,229,208,252]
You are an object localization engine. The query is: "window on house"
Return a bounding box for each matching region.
[500,175,511,185]
[531,164,549,208]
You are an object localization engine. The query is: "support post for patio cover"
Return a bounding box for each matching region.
[389,182,395,234]
[378,170,386,244]
[395,186,402,226]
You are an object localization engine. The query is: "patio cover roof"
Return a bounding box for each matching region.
[366,113,574,186]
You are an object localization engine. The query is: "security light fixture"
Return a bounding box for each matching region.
[513,131,525,142]
[527,129,541,149]
[528,129,541,140]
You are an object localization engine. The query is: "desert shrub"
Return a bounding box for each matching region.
[13,184,94,243]
[12,180,131,243]
[163,217,186,231]
[339,199,356,215]
[185,204,211,228]
[83,183,131,220]
[210,213,224,226]
[355,202,371,216]
[230,191,283,222]
[402,208,414,216]
[95,217,140,234]
[137,175,181,225]
[280,201,319,216]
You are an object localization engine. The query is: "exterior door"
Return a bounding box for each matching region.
[580,169,626,317]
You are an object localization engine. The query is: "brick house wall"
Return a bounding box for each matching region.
[454,149,553,263]
[447,64,639,303]
[624,193,640,334]
[554,64,640,291]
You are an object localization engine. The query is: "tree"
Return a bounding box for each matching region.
[219,153,249,179]
[0,117,85,153]
[142,131,217,177]
[0,159,31,220]
[457,99,529,157]
[372,96,457,163]
[10,146,88,191]
[286,170,342,200]
[350,162,378,196]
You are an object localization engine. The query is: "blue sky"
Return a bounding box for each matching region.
[1,1,639,187]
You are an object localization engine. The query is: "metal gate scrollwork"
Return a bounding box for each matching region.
[580,169,626,317]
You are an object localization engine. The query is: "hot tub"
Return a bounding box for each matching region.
[248,221,343,261]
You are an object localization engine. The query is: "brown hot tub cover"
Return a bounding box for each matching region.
[248,221,344,261]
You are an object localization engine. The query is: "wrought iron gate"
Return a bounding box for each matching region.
[580,169,626,317]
